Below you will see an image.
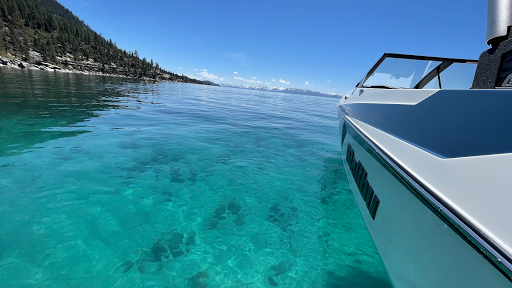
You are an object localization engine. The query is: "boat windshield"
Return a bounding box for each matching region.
[360,54,477,89]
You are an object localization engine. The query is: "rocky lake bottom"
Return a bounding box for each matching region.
[0,67,391,287]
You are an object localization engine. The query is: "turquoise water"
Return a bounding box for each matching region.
[0,67,391,287]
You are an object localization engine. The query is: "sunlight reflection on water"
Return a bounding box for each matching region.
[0,67,390,287]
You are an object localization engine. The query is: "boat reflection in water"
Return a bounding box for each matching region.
[337,1,512,286]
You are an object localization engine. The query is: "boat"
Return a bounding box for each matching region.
[337,0,512,286]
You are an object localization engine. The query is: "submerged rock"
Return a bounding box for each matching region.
[170,153,184,162]
[268,204,282,220]
[150,154,161,163]
[206,218,219,230]
[234,212,248,226]
[227,199,243,215]
[115,261,134,273]
[135,250,164,274]
[171,168,185,183]
[171,249,185,258]
[213,204,227,220]
[268,277,278,287]
[262,260,294,287]
[186,231,196,246]
[189,169,198,182]
[150,241,169,262]
[206,203,229,230]
[169,232,185,258]
[188,271,208,288]
[271,260,294,276]
[162,191,173,197]
[161,191,174,202]
[267,203,298,233]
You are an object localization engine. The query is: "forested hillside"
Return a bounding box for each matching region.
[0,0,207,83]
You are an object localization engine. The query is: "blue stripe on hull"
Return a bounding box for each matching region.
[340,89,512,158]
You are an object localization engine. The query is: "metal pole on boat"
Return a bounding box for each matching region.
[471,0,512,88]
[487,0,512,46]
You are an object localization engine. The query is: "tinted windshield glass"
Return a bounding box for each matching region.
[363,58,441,88]
[436,62,477,89]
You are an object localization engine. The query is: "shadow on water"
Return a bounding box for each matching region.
[325,267,392,288]
[0,67,140,157]
[318,156,392,288]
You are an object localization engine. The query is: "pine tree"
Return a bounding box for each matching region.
[0,0,207,84]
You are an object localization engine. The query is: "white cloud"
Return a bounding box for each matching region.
[266,83,270,85]
[305,82,310,85]
[272,79,276,81]
[233,76,262,84]
[234,72,238,74]
[201,69,208,72]
[194,71,224,81]
[194,69,197,71]
[175,67,182,70]
[252,77,257,79]
[279,79,290,85]
[327,80,331,82]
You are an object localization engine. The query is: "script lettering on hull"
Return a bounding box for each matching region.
[347,143,380,219]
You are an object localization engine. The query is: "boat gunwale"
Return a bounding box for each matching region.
[337,104,512,281]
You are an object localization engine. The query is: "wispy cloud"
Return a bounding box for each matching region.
[266,83,270,85]
[194,69,197,71]
[226,53,249,65]
[201,69,208,72]
[175,67,182,70]
[76,0,89,6]
[327,80,331,82]
[195,71,224,81]
[279,79,290,85]
[272,79,276,81]
[234,76,262,84]
[252,77,256,79]
[305,82,310,85]
[234,72,238,74]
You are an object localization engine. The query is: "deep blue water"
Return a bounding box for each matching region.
[0,67,390,287]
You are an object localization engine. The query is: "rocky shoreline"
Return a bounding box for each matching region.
[0,53,195,83]
[0,56,136,79]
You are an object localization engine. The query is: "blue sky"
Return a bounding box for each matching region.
[59,0,488,93]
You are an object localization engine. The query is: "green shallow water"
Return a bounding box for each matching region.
[0,67,391,287]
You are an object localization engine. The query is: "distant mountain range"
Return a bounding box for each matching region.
[220,84,342,98]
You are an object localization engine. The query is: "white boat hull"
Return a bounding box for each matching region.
[337,112,512,287]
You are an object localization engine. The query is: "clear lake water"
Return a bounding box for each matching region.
[0,67,391,288]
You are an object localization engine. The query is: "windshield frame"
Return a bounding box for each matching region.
[358,53,478,89]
